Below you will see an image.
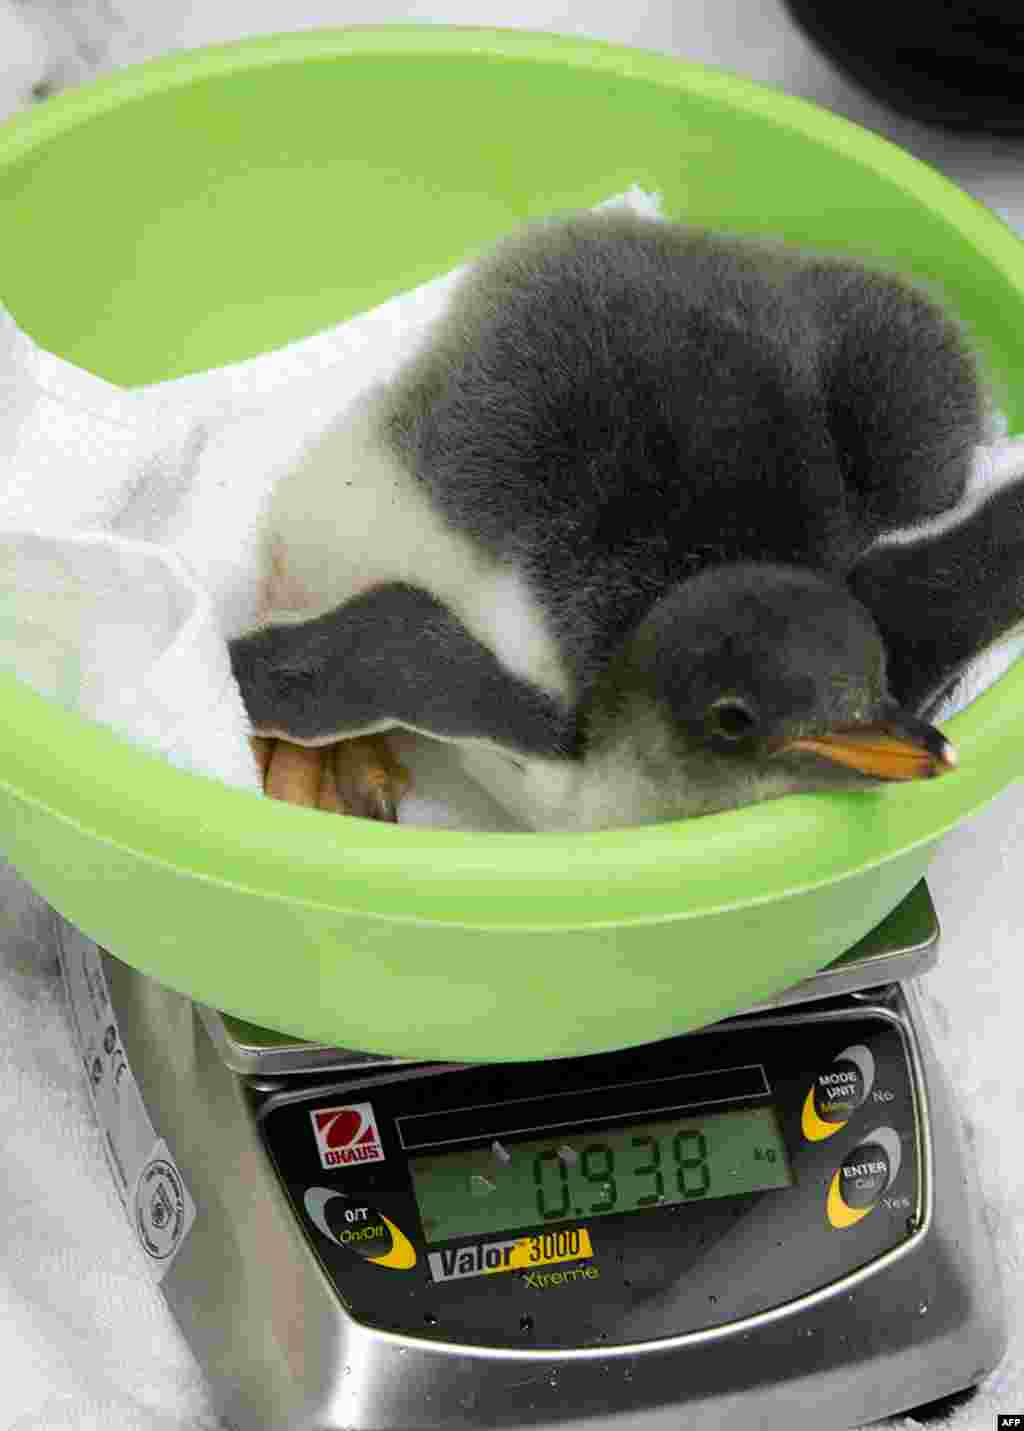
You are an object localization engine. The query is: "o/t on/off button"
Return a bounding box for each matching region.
[303,1187,417,1269]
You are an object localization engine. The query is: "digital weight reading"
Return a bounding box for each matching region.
[409,1105,793,1244]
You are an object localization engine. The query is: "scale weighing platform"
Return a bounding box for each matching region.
[56,881,1006,1430]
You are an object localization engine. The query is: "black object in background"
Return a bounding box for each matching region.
[782,0,1024,134]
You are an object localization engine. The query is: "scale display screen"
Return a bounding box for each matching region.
[409,1104,793,1244]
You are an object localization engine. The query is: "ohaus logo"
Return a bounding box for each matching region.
[310,1102,385,1169]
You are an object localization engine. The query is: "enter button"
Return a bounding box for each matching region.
[826,1127,902,1229]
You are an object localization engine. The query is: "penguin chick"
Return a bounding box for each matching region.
[232,562,953,830]
[230,209,987,829]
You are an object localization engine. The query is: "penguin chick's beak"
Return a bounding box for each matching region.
[771,715,958,782]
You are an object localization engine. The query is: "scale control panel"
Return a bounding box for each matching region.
[256,1006,923,1348]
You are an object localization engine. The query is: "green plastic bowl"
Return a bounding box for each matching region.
[2,27,1023,1062]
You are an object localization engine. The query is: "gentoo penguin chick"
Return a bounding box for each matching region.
[230,210,997,829]
[234,560,954,827]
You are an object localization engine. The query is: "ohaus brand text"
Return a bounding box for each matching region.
[310,1103,386,1170]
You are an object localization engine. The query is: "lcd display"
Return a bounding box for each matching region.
[410,1104,793,1244]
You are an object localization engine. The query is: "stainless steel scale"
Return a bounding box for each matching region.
[56,881,1006,1430]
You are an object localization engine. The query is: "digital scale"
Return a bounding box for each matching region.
[56,881,1006,1430]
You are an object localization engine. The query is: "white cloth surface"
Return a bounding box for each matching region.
[3,184,1024,1431]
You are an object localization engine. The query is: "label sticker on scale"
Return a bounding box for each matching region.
[310,1102,386,1168]
[56,918,197,1281]
[429,1227,596,1283]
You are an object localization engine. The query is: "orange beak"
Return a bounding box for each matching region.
[772,716,957,782]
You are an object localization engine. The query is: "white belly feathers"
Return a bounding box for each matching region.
[260,389,572,705]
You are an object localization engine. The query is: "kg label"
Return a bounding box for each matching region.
[311,1102,386,1169]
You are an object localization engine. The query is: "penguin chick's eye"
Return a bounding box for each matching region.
[707,697,758,742]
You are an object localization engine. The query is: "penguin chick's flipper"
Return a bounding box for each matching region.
[790,258,987,539]
[849,473,1024,716]
[229,581,576,761]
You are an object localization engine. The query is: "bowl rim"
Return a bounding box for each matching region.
[2,24,1024,929]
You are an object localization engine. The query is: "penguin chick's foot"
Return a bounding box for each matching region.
[330,734,412,821]
[250,734,411,821]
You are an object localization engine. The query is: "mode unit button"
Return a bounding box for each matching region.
[802,1044,875,1141]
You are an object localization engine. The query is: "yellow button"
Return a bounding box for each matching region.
[826,1170,873,1228]
[802,1084,851,1141]
[367,1213,417,1270]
